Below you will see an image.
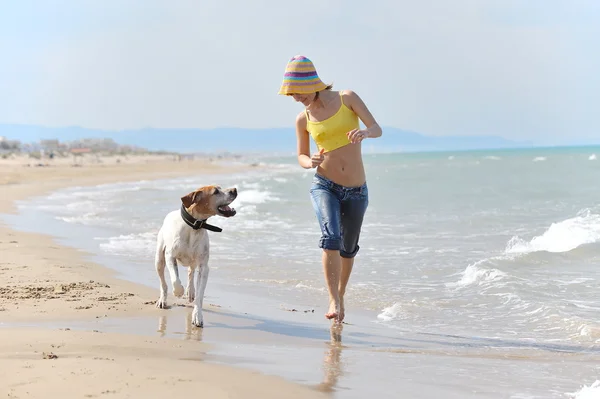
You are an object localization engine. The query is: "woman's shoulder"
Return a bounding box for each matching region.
[338,90,364,112]
[339,89,359,101]
[296,110,307,121]
[295,111,307,127]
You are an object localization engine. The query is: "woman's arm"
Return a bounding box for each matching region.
[344,90,382,140]
[295,112,313,169]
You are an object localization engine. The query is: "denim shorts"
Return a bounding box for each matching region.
[309,173,369,258]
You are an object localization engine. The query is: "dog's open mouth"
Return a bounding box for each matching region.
[217,204,236,217]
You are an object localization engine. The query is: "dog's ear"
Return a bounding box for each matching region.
[181,190,202,208]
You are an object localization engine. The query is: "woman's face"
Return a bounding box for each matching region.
[290,93,316,107]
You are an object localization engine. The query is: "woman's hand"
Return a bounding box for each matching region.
[347,129,369,144]
[311,148,325,168]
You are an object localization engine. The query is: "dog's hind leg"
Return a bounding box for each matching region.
[165,251,184,298]
[155,238,168,309]
[186,266,196,303]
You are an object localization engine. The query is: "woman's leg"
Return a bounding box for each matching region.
[338,257,354,321]
[322,249,342,319]
[338,185,369,322]
[310,180,343,320]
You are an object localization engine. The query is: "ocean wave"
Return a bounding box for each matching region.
[57,213,108,226]
[244,278,299,285]
[235,189,280,206]
[446,258,507,289]
[577,323,600,341]
[65,200,111,212]
[488,292,522,306]
[97,232,156,257]
[589,154,597,161]
[377,302,405,321]
[46,191,88,201]
[294,283,326,293]
[532,156,547,162]
[236,219,292,229]
[505,209,600,254]
[376,299,440,322]
[240,181,262,189]
[567,380,600,399]
[48,183,148,200]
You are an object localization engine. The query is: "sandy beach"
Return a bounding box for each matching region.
[0,153,328,399]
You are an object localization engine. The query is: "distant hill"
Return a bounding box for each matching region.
[0,124,533,154]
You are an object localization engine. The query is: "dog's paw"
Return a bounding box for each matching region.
[191,308,204,328]
[173,282,184,298]
[186,288,195,303]
[156,298,168,309]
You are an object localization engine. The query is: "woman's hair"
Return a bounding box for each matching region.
[314,84,333,101]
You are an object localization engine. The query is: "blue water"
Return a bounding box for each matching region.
[4,147,600,398]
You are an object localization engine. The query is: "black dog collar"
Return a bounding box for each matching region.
[180,205,223,233]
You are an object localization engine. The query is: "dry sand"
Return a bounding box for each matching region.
[0,154,327,398]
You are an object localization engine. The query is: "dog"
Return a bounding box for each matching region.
[155,185,237,327]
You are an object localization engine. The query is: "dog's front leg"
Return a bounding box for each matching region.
[191,259,209,328]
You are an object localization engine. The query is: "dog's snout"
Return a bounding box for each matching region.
[230,188,237,197]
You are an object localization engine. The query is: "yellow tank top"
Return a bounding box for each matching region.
[306,92,359,153]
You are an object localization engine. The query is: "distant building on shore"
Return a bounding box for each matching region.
[0,136,22,152]
[0,135,151,155]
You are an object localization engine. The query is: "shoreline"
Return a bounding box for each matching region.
[0,154,254,322]
[0,154,329,398]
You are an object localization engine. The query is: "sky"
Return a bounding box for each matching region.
[0,0,598,145]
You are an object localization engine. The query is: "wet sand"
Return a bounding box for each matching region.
[0,154,327,399]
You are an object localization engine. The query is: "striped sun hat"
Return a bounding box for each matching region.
[278,55,329,95]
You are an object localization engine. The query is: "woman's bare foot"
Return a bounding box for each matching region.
[325,298,340,320]
[338,297,345,323]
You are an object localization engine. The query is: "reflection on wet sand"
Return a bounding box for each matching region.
[316,323,345,394]
[157,311,204,341]
[144,306,600,399]
[5,306,599,399]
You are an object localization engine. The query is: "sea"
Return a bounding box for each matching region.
[4,146,600,399]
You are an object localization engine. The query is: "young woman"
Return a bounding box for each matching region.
[278,55,382,323]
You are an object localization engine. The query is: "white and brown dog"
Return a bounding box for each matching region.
[155,185,237,327]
